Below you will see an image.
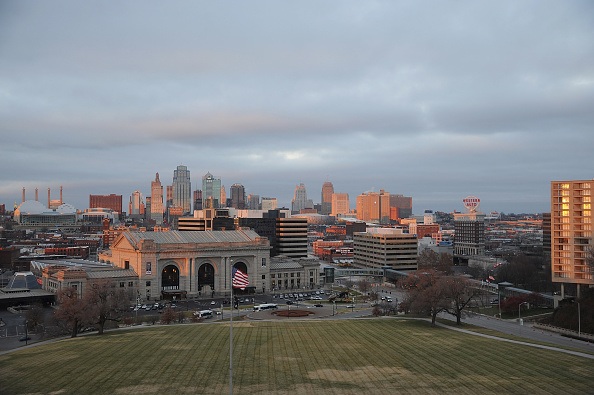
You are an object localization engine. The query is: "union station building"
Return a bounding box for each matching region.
[99,230,271,301]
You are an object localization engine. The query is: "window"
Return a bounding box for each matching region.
[291,273,294,277]
[128,281,134,287]
[262,258,266,267]
[120,282,125,287]
[124,260,130,270]
[271,274,275,279]
[146,281,151,287]
[262,275,266,280]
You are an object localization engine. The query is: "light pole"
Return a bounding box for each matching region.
[518,301,529,325]
[578,301,581,338]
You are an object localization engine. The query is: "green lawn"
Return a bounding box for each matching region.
[1,319,592,394]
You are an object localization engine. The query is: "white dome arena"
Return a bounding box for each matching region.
[14,200,49,216]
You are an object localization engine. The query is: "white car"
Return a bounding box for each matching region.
[210,301,216,305]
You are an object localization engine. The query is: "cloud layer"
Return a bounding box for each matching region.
[1,1,593,213]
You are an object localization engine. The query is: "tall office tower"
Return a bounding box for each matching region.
[356,190,390,224]
[261,197,278,212]
[150,173,164,224]
[89,194,123,214]
[247,194,260,210]
[390,194,413,219]
[551,180,594,298]
[230,184,246,209]
[353,228,418,270]
[172,165,192,214]
[453,196,485,265]
[202,172,222,208]
[291,183,314,214]
[220,184,227,207]
[331,193,350,217]
[129,191,145,216]
[193,190,203,210]
[321,181,334,215]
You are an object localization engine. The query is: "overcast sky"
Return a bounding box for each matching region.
[1,1,593,214]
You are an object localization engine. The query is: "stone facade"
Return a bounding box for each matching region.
[100,230,271,301]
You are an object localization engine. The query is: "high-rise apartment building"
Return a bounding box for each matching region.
[89,194,122,214]
[321,181,334,215]
[150,173,164,224]
[202,172,222,208]
[331,193,350,217]
[230,184,246,209]
[172,165,192,214]
[356,190,390,224]
[551,180,594,297]
[353,228,417,270]
[291,183,313,214]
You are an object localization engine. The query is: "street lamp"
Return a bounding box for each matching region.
[518,301,529,325]
[578,301,581,338]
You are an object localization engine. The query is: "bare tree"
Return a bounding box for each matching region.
[443,276,479,325]
[358,278,371,294]
[86,280,130,335]
[54,287,92,338]
[160,307,176,324]
[25,303,45,333]
[417,250,453,274]
[401,270,449,326]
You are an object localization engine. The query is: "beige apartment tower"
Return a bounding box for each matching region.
[551,180,594,297]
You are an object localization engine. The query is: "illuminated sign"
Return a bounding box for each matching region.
[463,196,480,212]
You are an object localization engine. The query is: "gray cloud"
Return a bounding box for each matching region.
[1,1,593,214]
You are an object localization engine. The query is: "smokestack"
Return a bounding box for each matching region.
[35,188,39,201]
[48,188,51,208]
[60,186,63,204]
[22,187,25,203]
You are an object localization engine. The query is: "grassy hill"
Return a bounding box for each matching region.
[1,319,592,394]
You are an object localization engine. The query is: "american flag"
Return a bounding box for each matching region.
[232,267,249,290]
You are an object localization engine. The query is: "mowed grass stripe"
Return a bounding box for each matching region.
[1,319,593,395]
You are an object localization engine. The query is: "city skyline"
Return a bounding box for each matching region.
[1,2,593,214]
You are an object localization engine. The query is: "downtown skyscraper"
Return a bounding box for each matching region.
[150,173,164,224]
[291,183,313,214]
[202,172,222,208]
[321,181,334,215]
[172,165,192,214]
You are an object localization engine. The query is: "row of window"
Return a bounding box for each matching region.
[271,272,301,278]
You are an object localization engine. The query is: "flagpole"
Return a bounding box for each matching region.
[229,260,233,395]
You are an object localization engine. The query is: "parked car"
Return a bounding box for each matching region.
[314,304,323,307]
